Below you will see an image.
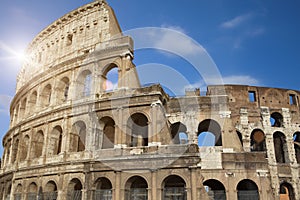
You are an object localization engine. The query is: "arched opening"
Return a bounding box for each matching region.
[237,131,243,147]
[293,132,300,163]
[13,104,20,125]
[56,77,70,103]
[94,177,113,200]
[273,132,289,163]
[198,119,222,146]
[14,184,22,200]
[250,129,266,151]
[70,121,86,152]
[20,135,30,161]
[28,91,37,115]
[40,84,52,108]
[125,176,148,200]
[128,113,149,147]
[162,175,186,200]
[43,181,58,200]
[11,139,19,163]
[270,112,283,127]
[103,65,118,91]
[27,182,38,200]
[49,126,63,156]
[237,179,259,200]
[203,179,226,200]
[67,178,82,200]
[4,184,11,200]
[77,70,92,98]
[19,98,27,119]
[100,117,115,149]
[32,130,44,159]
[280,182,295,200]
[170,122,188,144]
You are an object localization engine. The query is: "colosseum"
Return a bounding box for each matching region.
[0,0,299,200]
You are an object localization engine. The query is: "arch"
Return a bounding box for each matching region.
[70,121,86,152]
[250,129,266,151]
[162,175,186,200]
[273,132,289,163]
[94,177,113,200]
[20,135,30,161]
[127,113,149,147]
[14,184,22,200]
[237,179,259,200]
[28,91,37,115]
[293,132,300,163]
[32,130,44,158]
[40,84,52,108]
[125,176,148,200]
[49,126,63,155]
[198,119,222,146]
[99,117,115,149]
[43,181,58,200]
[270,112,283,127]
[280,182,295,200]
[4,184,11,200]
[67,178,82,200]
[27,182,38,200]
[170,122,188,144]
[237,131,243,147]
[11,139,19,163]
[203,179,226,200]
[102,64,119,91]
[56,77,70,103]
[19,98,27,119]
[77,70,92,98]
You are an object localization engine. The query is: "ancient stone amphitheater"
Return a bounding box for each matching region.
[0,0,299,200]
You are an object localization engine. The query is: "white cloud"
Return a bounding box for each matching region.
[185,75,260,91]
[220,13,253,29]
[0,95,12,115]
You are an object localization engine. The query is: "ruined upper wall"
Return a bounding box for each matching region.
[16,0,122,93]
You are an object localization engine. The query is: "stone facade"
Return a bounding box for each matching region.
[0,0,299,200]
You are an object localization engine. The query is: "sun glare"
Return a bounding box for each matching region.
[0,41,27,65]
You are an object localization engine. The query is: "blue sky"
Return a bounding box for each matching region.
[0,0,300,155]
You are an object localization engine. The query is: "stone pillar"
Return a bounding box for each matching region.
[151,170,157,200]
[189,167,198,200]
[114,171,121,200]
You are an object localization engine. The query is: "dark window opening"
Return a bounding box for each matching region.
[289,94,297,105]
[270,112,283,127]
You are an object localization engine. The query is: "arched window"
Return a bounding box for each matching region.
[49,126,63,156]
[250,129,266,151]
[27,182,38,200]
[19,98,27,119]
[67,178,82,200]
[170,122,188,144]
[102,64,118,91]
[40,84,52,108]
[203,179,226,200]
[43,181,58,200]
[198,119,222,146]
[99,117,115,149]
[280,182,295,200]
[273,132,289,163]
[270,112,283,127]
[56,77,70,103]
[20,135,30,161]
[128,113,149,147]
[32,131,44,158]
[11,139,19,163]
[94,177,113,200]
[14,184,22,200]
[125,176,148,200]
[70,121,86,152]
[28,91,37,115]
[293,132,300,163]
[77,70,92,98]
[4,184,11,200]
[237,179,259,200]
[162,175,186,200]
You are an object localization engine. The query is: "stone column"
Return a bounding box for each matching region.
[151,170,157,200]
[114,171,121,200]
